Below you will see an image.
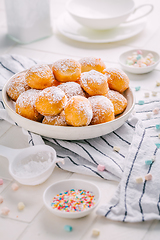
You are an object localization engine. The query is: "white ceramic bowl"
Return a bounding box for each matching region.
[66,0,153,30]
[119,49,160,74]
[43,179,100,218]
[2,68,135,140]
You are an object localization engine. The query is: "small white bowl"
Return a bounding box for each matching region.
[66,0,153,30]
[43,179,100,218]
[119,49,160,74]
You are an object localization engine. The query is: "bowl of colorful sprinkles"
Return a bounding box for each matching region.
[119,49,160,74]
[43,179,101,218]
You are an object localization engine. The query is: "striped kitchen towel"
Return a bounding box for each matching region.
[96,92,160,222]
[1,54,160,222]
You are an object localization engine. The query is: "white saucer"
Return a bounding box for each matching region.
[56,12,147,43]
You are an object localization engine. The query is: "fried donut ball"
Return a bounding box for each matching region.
[15,89,43,122]
[88,95,115,125]
[106,90,127,115]
[52,59,81,83]
[64,96,93,127]
[79,57,106,73]
[25,64,55,90]
[80,70,109,96]
[57,82,85,100]
[7,72,30,101]
[103,68,129,93]
[42,111,67,126]
[35,86,67,116]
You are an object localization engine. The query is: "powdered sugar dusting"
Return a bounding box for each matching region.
[89,95,114,123]
[81,70,107,87]
[7,72,30,101]
[26,64,52,78]
[79,57,102,67]
[38,87,66,103]
[53,59,80,73]
[16,89,40,110]
[104,68,127,80]
[58,82,85,99]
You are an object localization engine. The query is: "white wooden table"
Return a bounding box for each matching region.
[0,0,160,239]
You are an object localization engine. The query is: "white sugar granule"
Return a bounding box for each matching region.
[13,151,53,178]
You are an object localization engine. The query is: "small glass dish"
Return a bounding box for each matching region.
[119,49,160,74]
[43,179,101,218]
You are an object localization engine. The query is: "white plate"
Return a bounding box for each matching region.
[56,12,147,43]
[119,49,160,74]
[43,179,101,218]
[2,69,135,140]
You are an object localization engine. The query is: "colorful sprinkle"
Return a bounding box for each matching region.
[0,196,3,204]
[126,50,155,68]
[64,225,72,232]
[152,91,157,96]
[146,113,152,119]
[155,143,160,148]
[11,183,19,191]
[145,160,153,165]
[152,155,156,162]
[138,100,144,105]
[156,124,160,130]
[92,229,100,236]
[136,177,143,183]
[18,202,25,211]
[0,179,3,185]
[51,189,95,212]
[135,86,141,91]
[153,108,159,115]
[1,207,10,216]
[156,81,160,86]
[113,146,120,152]
[145,173,152,181]
[144,92,149,98]
[97,164,105,171]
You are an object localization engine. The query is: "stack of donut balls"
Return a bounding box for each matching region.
[6,57,129,127]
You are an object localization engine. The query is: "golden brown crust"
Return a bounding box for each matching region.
[80,70,108,96]
[64,96,93,127]
[15,89,43,122]
[35,86,67,116]
[103,68,129,93]
[7,72,30,101]
[52,59,81,83]
[42,111,67,126]
[25,64,55,90]
[88,95,115,125]
[106,90,127,115]
[79,57,106,73]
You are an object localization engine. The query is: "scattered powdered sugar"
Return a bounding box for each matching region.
[67,96,93,125]
[58,82,85,100]
[38,87,66,103]
[16,89,39,109]
[7,72,30,100]
[89,96,114,122]
[53,59,80,73]
[79,57,102,67]
[13,151,53,177]
[26,64,52,78]
[104,68,127,80]
[81,70,107,87]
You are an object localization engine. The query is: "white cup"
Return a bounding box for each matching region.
[66,0,153,30]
